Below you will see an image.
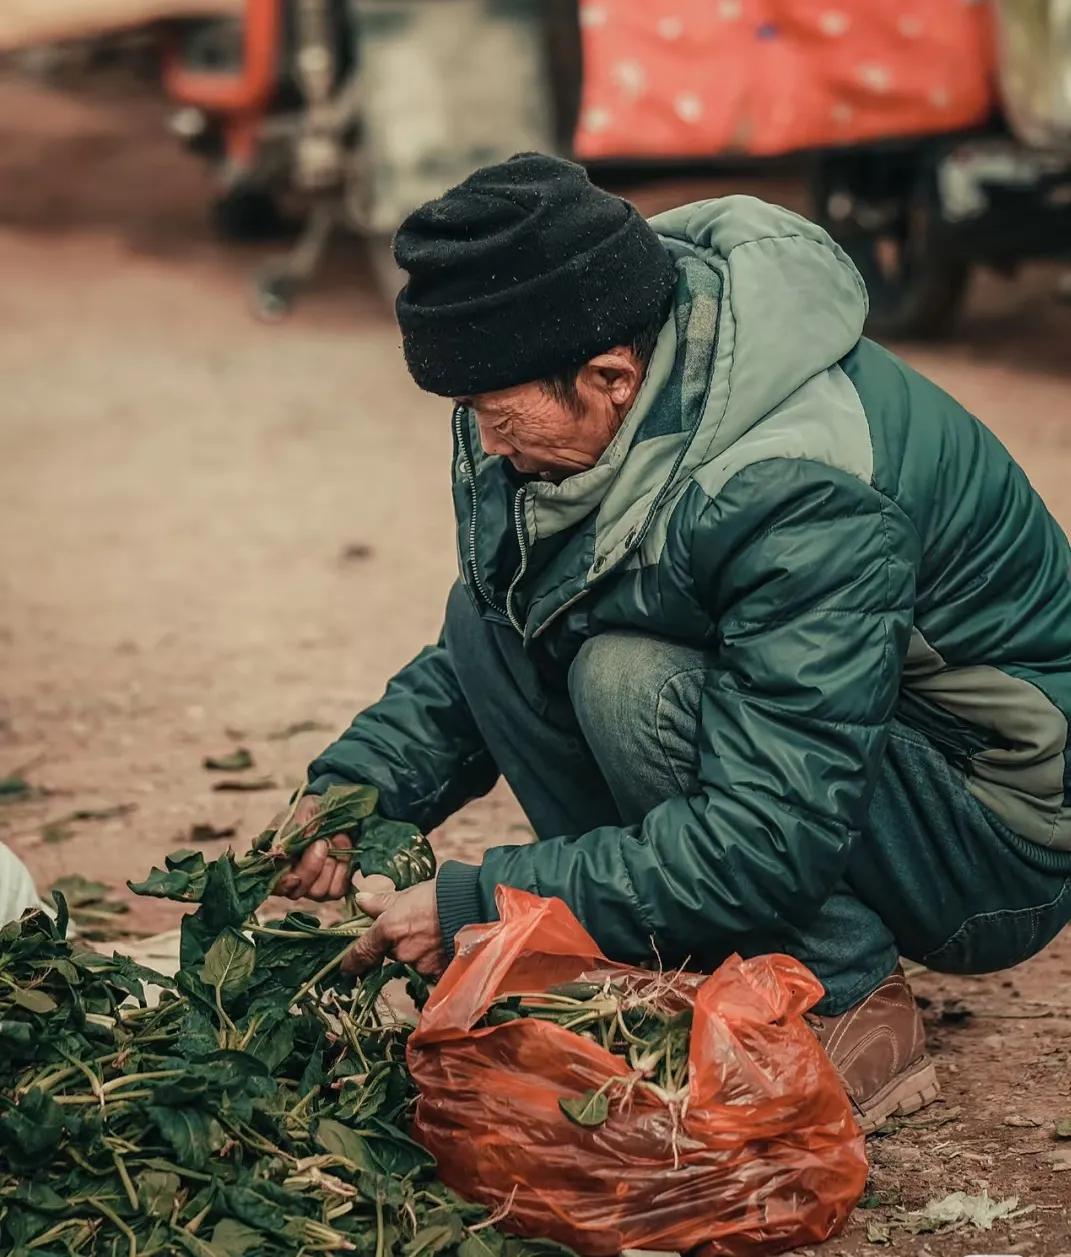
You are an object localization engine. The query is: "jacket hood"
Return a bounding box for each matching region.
[650,196,868,462]
[522,197,870,574]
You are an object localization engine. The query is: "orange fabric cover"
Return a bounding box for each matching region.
[408,887,868,1256]
[574,0,996,159]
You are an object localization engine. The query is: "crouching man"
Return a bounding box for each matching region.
[275,154,1071,1131]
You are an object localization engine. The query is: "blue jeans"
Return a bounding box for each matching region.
[445,585,1071,1013]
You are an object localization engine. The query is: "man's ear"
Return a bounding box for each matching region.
[581,348,643,407]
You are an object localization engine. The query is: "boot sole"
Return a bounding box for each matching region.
[856,1056,940,1135]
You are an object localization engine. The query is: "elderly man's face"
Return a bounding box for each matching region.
[460,347,647,481]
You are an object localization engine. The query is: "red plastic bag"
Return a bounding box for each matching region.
[408,888,868,1256]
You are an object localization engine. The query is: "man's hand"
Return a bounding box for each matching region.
[274,795,354,901]
[342,878,445,979]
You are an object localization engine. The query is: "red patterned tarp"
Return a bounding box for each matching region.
[575,0,997,159]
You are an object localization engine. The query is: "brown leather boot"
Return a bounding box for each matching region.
[807,969,939,1134]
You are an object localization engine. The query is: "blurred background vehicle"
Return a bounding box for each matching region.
[811,2,1071,337]
[3,1,1070,329]
[163,0,581,312]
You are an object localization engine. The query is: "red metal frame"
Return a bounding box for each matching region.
[162,0,281,166]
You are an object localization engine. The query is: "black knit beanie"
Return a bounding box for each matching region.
[392,152,676,397]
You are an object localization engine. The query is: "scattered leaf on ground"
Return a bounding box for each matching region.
[1055,1117,1071,1139]
[901,1190,1031,1234]
[48,875,146,942]
[42,803,136,843]
[0,775,54,804]
[203,748,255,772]
[865,1220,892,1245]
[267,720,331,740]
[70,803,137,822]
[213,777,276,792]
[1049,1149,1071,1172]
[49,875,113,907]
[938,1000,973,1025]
[0,776,33,802]
[1004,1114,1042,1127]
[339,542,374,561]
[859,1189,902,1210]
[190,822,237,843]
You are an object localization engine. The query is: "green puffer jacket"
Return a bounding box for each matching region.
[309,196,1071,964]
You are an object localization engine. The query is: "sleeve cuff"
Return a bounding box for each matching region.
[303,773,355,798]
[436,860,484,960]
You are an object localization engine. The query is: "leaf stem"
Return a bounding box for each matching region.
[112,1150,139,1212]
[290,943,355,1008]
[89,1196,138,1257]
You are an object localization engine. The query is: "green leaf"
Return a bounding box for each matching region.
[358,815,436,890]
[140,1170,181,1217]
[1055,1118,1071,1139]
[458,1237,504,1257]
[201,928,255,999]
[11,988,57,1014]
[558,1088,610,1127]
[147,1105,225,1170]
[208,1219,262,1256]
[218,1183,290,1233]
[365,1118,437,1175]
[180,854,273,968]
[105,953,176,1000]
[128,849,209,902]
[406,1222,462,1255]
[316,1118,378,1171]
[0,1019,35,1051]
[241,1004,296,1072]
[50,892,70,939]
[203,748,255,772]
[0,1089,67,1170]
[270,783,379,855]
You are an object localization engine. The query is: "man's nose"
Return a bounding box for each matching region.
[479,429,514,458]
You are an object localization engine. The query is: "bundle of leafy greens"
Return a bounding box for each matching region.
[478,977,696,1163]
[0,784,574,1257]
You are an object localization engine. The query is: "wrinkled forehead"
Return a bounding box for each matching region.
[456,381,547,419]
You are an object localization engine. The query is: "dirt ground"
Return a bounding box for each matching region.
[1,73,1069,1256]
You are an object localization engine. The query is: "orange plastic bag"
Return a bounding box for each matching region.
[408,888,868,1256]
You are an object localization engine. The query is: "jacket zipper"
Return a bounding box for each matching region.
[504,487,529,635]
[453,404,511,622]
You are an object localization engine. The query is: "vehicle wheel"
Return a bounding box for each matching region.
[251,271,297,322]
[810,152,971,340]
[212,187,295,243]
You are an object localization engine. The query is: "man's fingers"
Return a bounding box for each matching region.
[342,918,391,976]
[326,862,352,901]
[280,839,328,899]
[392,937,446,977]
[351,872,395,897]
[308,835,353,900]
[354,891,396,919]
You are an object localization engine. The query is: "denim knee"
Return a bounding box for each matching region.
[568,632,707,817]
